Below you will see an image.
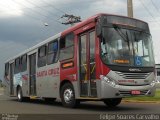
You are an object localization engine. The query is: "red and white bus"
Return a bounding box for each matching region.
[3,13,156,108]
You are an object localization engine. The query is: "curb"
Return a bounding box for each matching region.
[122,100,160,104]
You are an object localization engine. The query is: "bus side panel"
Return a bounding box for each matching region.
[13,73,22,96]
[60,32,79,98]
[3,77,10,96]
[36,62,60,98]
[95,37,110,79]
[21,71,29,96]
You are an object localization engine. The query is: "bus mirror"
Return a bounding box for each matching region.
[96,17,103,37]
[96,16,105,37]
[5,72,8,76]
[96,23,102,37]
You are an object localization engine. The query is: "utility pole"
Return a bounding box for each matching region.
[61,14,81,26]
[127,0,133,18]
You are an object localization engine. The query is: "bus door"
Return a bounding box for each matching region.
[29,53,36,96]
[79,30,97,97]
[10,63,14,95]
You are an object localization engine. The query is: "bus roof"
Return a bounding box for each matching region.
[5,33,61,63]
[61,13,148,35]
[5,13,148,63]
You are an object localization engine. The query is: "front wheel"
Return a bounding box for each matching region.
[103,98,122,107]
[60,83,79,108]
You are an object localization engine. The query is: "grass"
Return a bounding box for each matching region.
[123,89,160,102]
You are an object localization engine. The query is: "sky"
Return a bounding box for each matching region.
[0,0,160,79]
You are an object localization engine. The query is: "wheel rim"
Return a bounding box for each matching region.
[63,88,73,103]
[18,90,21,100]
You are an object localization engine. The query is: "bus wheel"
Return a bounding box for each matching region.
[60,83,79,108]
[103,98,122,107]
[17,87,24,102]
[17,87,29,102]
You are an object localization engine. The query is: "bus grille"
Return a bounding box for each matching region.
[119,90,149,96]
[115,71,151,79]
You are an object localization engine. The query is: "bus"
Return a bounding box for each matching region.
[3,13,156,108]
[156,64,160,82]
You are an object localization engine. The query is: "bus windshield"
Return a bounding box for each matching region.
[100,27,155,67]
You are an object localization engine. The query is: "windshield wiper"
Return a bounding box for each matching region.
[113,24,130,50]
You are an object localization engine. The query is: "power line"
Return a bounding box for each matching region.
[26,0,61,18]
[139,0,160,26]
[13,0,50,19]
[0,1,44,24]
[0,4,56,12]
[150,0,160,15]
[0,0,64,32]
[13,0,62,25]
[61,14,81,25]
[41,0,66,14]
[36,0,82,26]
[26,0,69,23]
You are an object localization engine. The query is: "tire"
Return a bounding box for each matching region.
[103,98,122,107]
[17,87,24,102]
[60,83,79,108]
[17,87,29,102]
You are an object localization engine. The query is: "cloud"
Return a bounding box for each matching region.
[0,0,24,17]
[0,40,28,78]
[0,0,160,79]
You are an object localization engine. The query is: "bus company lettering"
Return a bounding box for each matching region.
[22,74,28,81]
[37,68,59,77]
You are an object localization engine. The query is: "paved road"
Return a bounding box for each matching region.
[0,88,160,114]
[0,88,160,120]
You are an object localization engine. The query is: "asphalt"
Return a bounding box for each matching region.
[0,88,159,114]
[0,87,160,120]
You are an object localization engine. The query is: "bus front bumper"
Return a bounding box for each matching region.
[97,76,156,99]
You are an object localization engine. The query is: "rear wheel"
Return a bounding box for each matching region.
[17,87,24,102]
[17,87,29,102]
[103,98,122,107]
[60,83,79,108]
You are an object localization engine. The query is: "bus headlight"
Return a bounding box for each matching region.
[100,75,117,87]
[150,80,156,86]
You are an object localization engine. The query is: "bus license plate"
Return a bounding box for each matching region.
[131,90,141,95]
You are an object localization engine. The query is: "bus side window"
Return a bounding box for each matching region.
[38,45,47,67]
[5,63,9,77]
[157,70,160,76]
[21,54,27,72]
[14,58,20,74]
[47,40,58,64]
[59,32,74,61]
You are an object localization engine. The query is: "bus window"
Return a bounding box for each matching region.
[5,63,9,77]
[14,58,20,74]
[59,33,74,61]
[38,45,47,67]
[157,70,160,76]
[47,40,58,64]
[21,54,27,72]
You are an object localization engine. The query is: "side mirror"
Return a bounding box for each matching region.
[96,23,102,37]
[96,17,104,37]
[5,72,8,76]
